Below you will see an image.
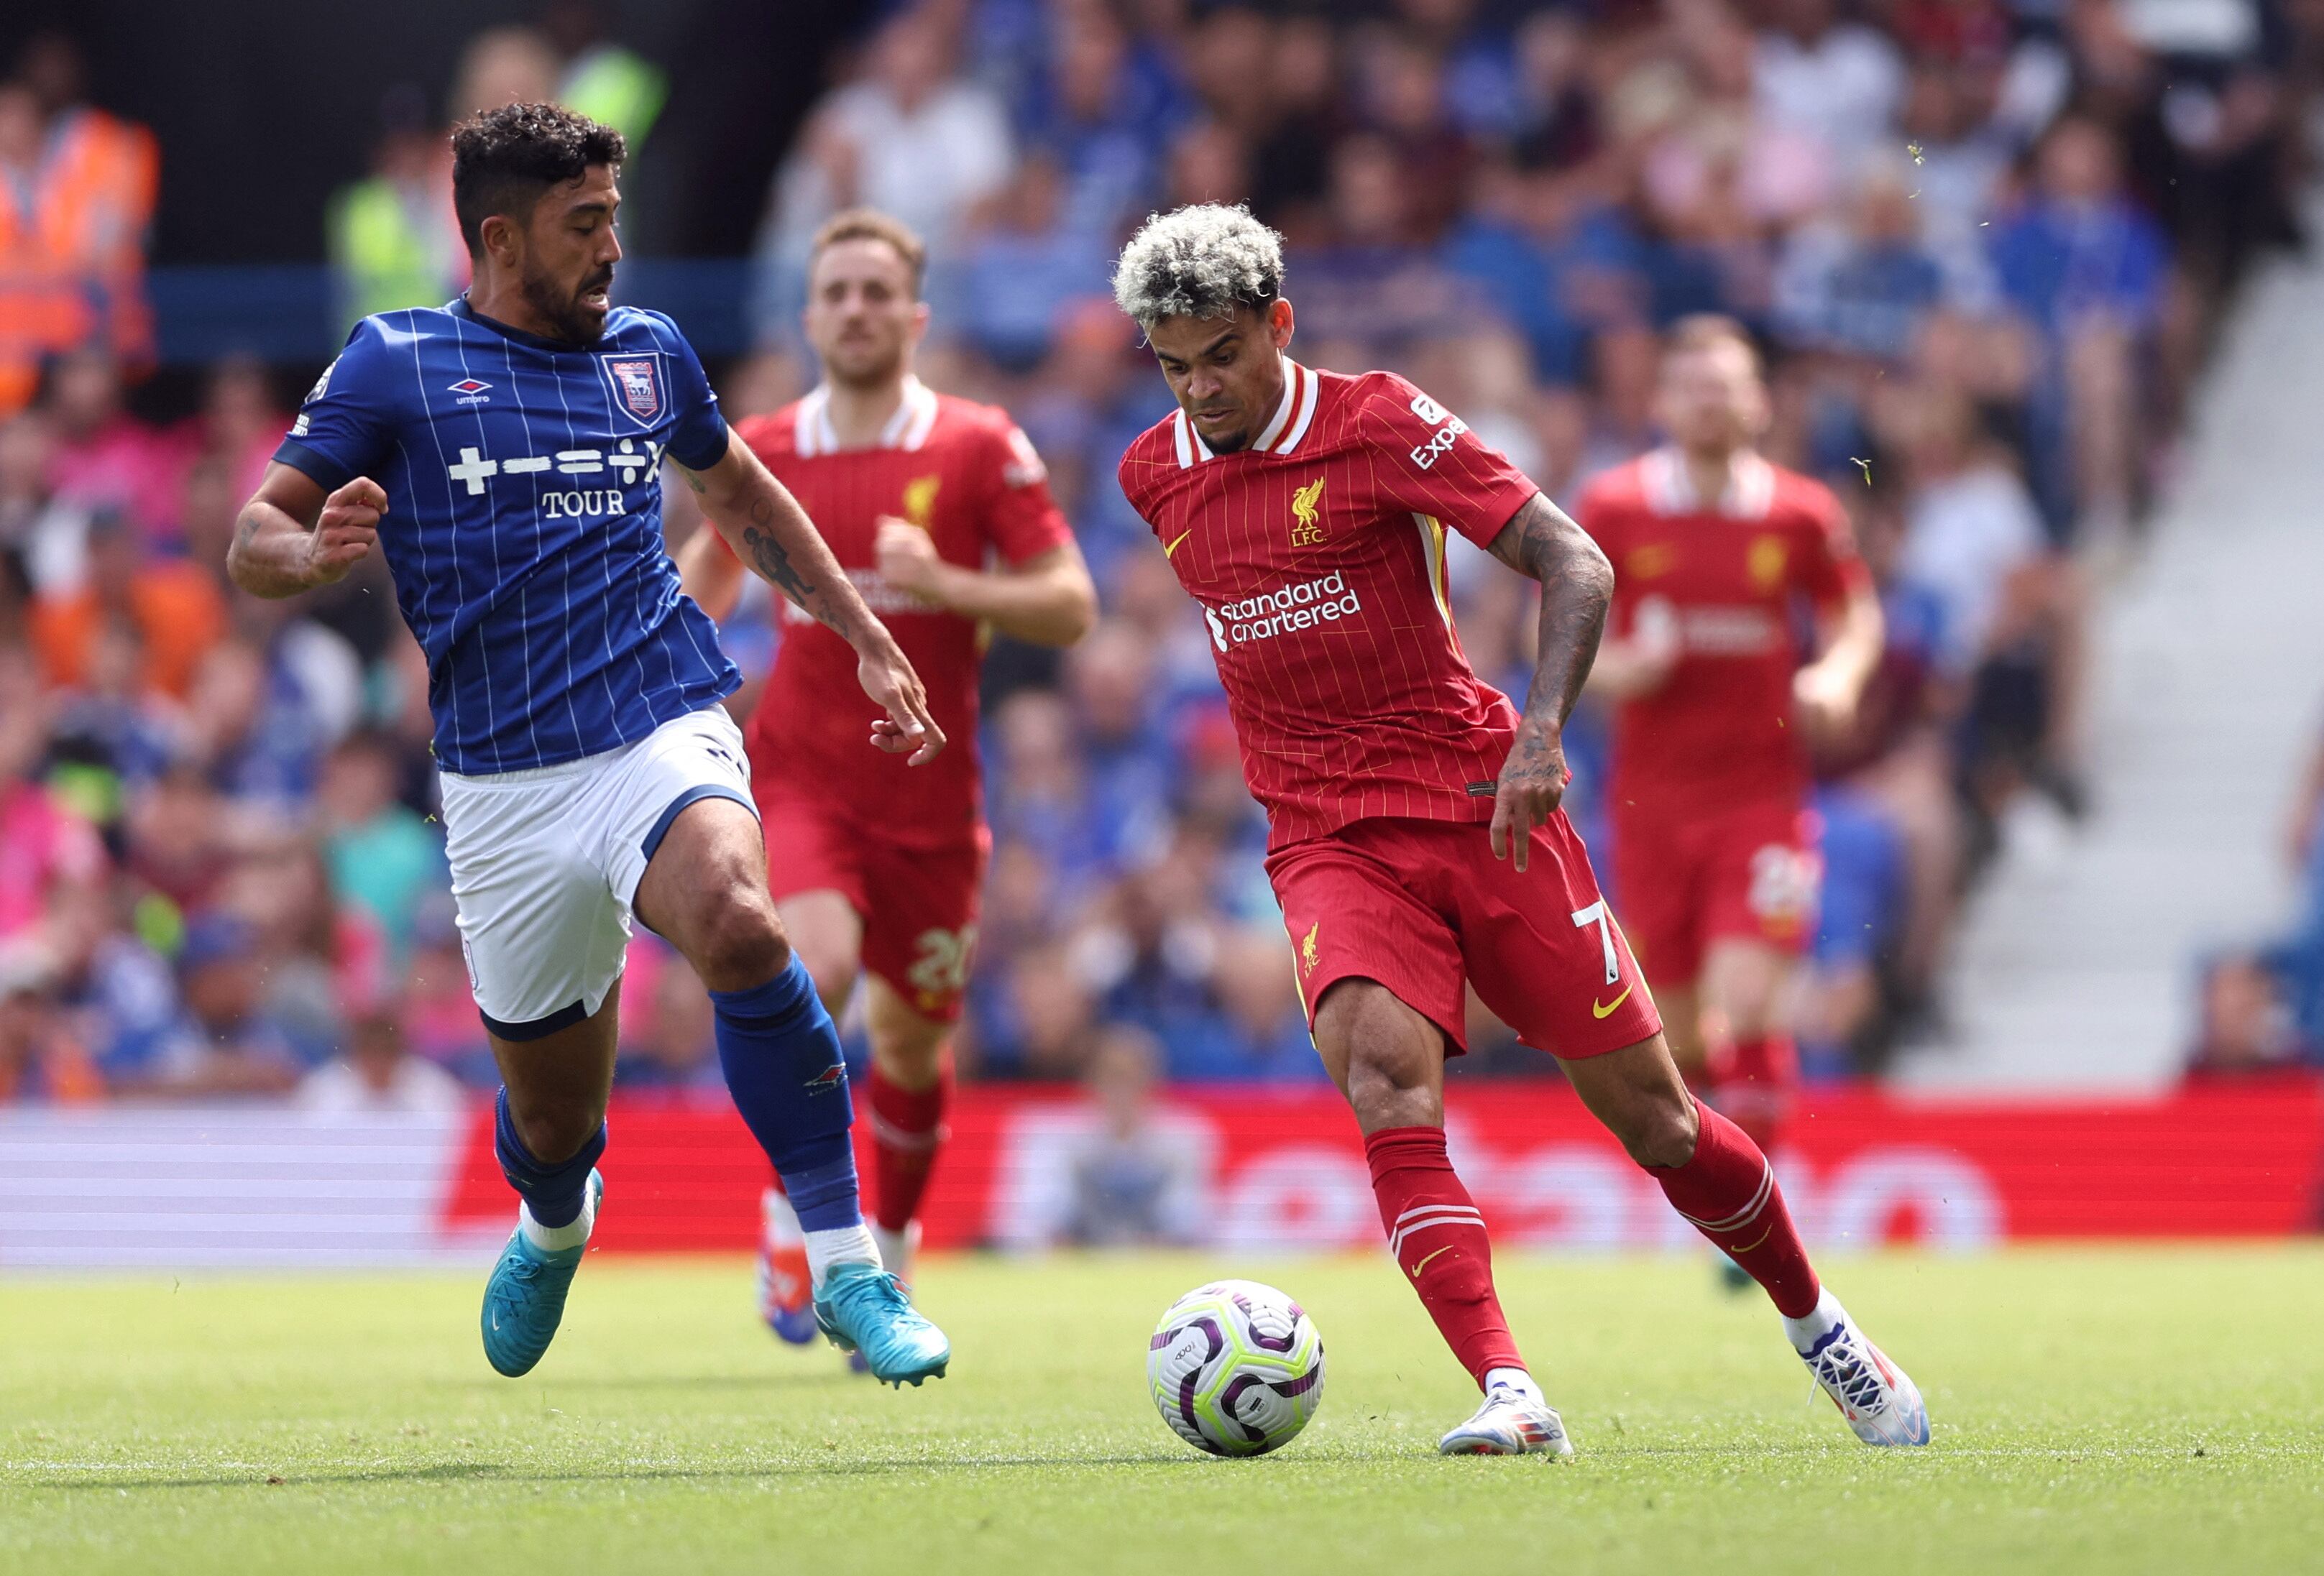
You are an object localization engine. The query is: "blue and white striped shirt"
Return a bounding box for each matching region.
[274,298,740,775]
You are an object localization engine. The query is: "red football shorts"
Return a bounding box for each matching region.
[755,785,987,1024]
[1610,797,1822,987]
[1264,813,1660,1059]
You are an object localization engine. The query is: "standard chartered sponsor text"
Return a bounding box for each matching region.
[1208,570,1364,649]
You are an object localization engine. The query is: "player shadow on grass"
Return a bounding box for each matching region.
[37,1453,1216,1491]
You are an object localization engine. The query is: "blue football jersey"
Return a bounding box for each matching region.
[274,298,740,775]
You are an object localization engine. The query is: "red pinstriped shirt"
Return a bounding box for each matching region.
[730,379,1073,845]
[1119,361,1542,851]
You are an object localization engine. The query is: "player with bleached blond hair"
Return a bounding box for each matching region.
[1111,203,1928,1455]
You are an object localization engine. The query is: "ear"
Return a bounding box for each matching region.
[1267,298,1295,349]
[478,211,520,269]
[908,300,932,344]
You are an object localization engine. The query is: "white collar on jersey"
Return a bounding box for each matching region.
[794,375,940,458]
[1641,445,1777,520]
[1170,359,1321,468]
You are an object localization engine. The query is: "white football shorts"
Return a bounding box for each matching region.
[439,704,755,1039]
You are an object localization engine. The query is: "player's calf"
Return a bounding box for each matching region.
[482,1088,607,1378]
[1566,1036,1820,1316]
[1318,982,1535,1404]
[865,989,955,1280]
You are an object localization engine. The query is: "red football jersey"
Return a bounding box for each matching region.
[1119,361,1541,850]
[1576,448,1871,818]
[732,378,1073,847]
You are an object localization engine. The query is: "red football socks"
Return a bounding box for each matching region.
[1364,1125,1525,1388]
[867,1060,950,1234]
[1652,1096,1822,1318]
[1709,1032,1799,1154]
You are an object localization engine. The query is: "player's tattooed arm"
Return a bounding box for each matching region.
[1482,491,1614,870]
[738,495,843,634]
[685,428,947,763]
[226,463,383,599]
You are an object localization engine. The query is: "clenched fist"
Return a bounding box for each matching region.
[873,515,948,604]
[305,476,386,586]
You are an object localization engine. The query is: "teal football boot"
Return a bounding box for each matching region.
[812,1261,950,1388]
[480,1170,602,1378]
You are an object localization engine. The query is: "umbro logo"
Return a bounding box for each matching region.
[447,378,492,407]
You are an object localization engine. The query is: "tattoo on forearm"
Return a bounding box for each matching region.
[1491,494,1612,734]
[741,499,854,641]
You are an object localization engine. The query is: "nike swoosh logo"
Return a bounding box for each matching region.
[1410,1245,1453,1278]
[1164,529,1193,558]
[1592,982,1634,1019]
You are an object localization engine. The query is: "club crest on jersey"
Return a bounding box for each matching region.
[1290,476,1326,547]
[1747,535,1788,589]
[901,474,941,528]
[600,352,665,428]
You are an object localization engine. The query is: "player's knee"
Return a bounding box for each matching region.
[507,1095,605,1167]
[1617,1092,1699,1171]
[872,1029,946,1089]
[691,888,793,992]
[1338,1021,1441,1127]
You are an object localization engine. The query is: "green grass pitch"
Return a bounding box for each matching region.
[6,1246,2323,1575]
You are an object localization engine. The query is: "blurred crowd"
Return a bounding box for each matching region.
[5,0,2319,1107]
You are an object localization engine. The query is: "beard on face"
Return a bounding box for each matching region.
[523,258,614,345]
[820,326,908,390]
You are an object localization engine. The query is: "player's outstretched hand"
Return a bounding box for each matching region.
[306,477,386,586]
[858,640,946,766]
[1489,716,1568,874]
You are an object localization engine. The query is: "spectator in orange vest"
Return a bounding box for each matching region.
[0,34,157,415]
[0,34,159,418]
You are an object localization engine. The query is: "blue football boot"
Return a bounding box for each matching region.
[481,1170,602,1378]
[812,1261,950,1388]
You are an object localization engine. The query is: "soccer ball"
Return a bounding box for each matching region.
[1147,1279,1325,1457]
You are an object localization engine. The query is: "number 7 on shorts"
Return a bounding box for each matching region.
[1571,900,1620,987]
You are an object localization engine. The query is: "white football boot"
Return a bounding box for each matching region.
[1792,1292,1931,1447]
[1437,1375,1576,1457]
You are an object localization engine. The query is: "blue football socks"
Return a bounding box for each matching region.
[493,1085,605,1234]
[710,955,865,1232]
